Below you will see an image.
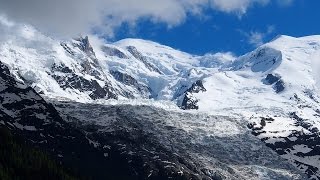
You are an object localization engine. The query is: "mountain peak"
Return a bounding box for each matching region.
[73,35,95,56]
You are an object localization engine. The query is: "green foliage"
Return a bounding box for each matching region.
[0,127,79,180]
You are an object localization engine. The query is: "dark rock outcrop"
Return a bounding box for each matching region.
[263,74,281,85]
[74,36,95,56]
[263,74,285,93]
[51,63,117,100]
[181,80,206,110]
[273,80,285,93]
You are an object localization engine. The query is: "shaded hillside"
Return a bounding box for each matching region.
[0,127,79,180]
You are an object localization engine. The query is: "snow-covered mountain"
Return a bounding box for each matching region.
[191,35,320,179]
[1,21,319,104]
[1,19,320,179]
[0,22,226,106]
[0,59,305,179]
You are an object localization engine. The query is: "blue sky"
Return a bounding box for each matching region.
[113,1,320,56]
[1,0,319,56]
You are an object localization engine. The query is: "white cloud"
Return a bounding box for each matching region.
[210,0,269,15]
[248,32,265,47]
[240,25,276,47]
[0,0,293,37]
[201,51,237,68]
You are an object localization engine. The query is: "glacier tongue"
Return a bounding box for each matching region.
[53,101,306,180]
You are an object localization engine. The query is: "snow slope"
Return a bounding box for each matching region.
[195,35,320,112]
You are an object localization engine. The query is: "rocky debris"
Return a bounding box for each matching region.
[181,80,206,110]
[54,102,305,180]
[126,46,162,74]
[83,126,208,180]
